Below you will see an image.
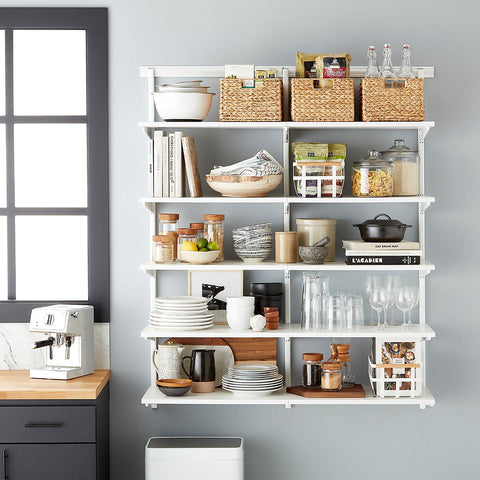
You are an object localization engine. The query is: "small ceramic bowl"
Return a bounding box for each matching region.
[157,378,192,396]
[298,245,329,264]
[181,250,219,264]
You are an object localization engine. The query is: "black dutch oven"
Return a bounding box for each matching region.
[353,213,412,242]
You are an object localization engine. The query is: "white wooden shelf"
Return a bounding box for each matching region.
[140,120,435,136]
[141,385,435,409]
[140,195,435,212]
[141,260,435,274]
[141,323,435,340]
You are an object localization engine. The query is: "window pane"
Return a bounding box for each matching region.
[0,216,6,299]
[13,30,86,115]
[0,124,5,207]
[0,31,5,115]
[14,124,87,207]
[16,216,88,300]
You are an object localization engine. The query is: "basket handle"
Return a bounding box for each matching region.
[312,79,334,89]
[383,79,406,89]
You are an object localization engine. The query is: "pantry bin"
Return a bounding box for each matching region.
[145,437,244,480]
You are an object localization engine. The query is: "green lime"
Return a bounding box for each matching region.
[207,241,219,251]
[197,238,208,249]
[199,248,209,252]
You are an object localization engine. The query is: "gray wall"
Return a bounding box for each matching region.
[9,0,480,478]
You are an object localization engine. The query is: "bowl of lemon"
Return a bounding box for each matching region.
[180,237,220,264]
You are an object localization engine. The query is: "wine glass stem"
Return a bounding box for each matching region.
[402,311,407,327]
[376,310,381,328]
[407,309,412,325]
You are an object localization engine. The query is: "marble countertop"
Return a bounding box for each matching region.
[0,370,110,400]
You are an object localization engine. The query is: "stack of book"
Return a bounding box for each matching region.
[147,131,202,198]
[342,240,421,265]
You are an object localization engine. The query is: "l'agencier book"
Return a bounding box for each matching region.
[342,240,420,251]
[345,251,421,265]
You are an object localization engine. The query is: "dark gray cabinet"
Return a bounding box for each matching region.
[0,383,109,480]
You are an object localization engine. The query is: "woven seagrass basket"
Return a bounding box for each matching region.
[219,79,282,121]
[290,78,354,122]
[360,78,425,122]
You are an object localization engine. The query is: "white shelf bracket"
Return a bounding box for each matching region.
[419,127,430,142]
[284,400,292,409]
[284,269,290,281]
[419,269,431,279]
[283,201,290,217]
[419,200,431,215]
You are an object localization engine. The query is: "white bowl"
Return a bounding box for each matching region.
[226,315,251,331]
[227,296,255,306]
[205,175,282,197]
[157,86,210,93]
[180,250,219,264]
[226,306,254,314]
[153,92,214,121]
[164,80,203,87]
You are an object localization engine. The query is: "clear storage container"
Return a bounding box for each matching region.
[158,213,179,233]
[177,228,197,262]
[204,214,225,261]
[190,223,205,241]
[381,139,419,196]
[152,235,175,264]
[302,353,323,388]
[321,361,343,392]
[352,150,393,197]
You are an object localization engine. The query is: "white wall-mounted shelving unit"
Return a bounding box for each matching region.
[139,65,436,410]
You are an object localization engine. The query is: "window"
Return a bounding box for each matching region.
[0,8,109,322]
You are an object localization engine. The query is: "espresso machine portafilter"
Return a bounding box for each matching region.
[30,305,94,380]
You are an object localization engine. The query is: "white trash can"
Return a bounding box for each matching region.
[145,437,244,480]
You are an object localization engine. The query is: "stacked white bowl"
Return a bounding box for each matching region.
[232,223,273,262]
[153,80,215,121]
[226,296,255,330]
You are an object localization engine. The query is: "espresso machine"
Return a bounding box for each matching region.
[29,304,94,380]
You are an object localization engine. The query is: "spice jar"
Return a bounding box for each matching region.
[296,218,337,262]
[352,150,393,197]
[381,139,419,196]
[190,223,205,241]
[158,213,179,233]
[152,235,174,264]
[204,214,225,261]
[177,228,197,262]
[321,361,342,391]
[302,353,323,388]
[275,232,297,263]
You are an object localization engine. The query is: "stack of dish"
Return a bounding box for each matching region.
[232,223,273,262]
[153,81,214,121]
[149,296,213,330]
[222,364,283,396]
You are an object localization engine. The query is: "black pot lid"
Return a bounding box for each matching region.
[354,213,412,227]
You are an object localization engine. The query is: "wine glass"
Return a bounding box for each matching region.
[368,287,389,328]
[395,286,416,329]
[406,286,419,327]
[384,275,402,326]
[365,275,381,326]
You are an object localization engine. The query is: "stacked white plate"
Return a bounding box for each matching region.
[222,364,283,396]
[149,296,213,330]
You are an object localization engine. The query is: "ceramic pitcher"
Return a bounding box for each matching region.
[152,343,185,379]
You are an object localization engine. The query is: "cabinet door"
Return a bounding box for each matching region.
[0,444,96,480]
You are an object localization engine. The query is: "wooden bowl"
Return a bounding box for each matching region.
[157,378,192,396]
[205,174,282,197]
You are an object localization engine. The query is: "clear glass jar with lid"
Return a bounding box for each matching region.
[381,139,419,196]
[352,150,393,197]
[158,213,179,233]
[321,361,343,391]
[152,235,175,264]
[177,228,197,262]
[302,353,323,388]
[337,353,356,388]
[204,214,225,261]
[190,223,205,241]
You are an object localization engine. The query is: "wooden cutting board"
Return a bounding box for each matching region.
[166,337,277,365]
[287,384,365,398]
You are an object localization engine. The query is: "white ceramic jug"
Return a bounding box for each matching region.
[152,343,185,379]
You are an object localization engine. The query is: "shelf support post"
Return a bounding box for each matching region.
[284,269,291,324]
[284,336,291,388]
[147,67,155,123]
[282,127,290,198]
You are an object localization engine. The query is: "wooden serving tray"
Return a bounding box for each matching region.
[287,384,365,398]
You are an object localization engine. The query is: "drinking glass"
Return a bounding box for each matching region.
[368,287,389,328]
[345,295,365,329]
[301,273,321,330]
[406,286,420,327]
[394,286,416,329]
[365,275,381,325]
[326,294,345,330]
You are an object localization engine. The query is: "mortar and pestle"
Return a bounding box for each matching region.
[298,236,330,264]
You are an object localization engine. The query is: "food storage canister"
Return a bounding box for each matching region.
[275,232,297,263]
[204,214,225,261]
[321,361,343,391]
[296,218,337,262]
[352,150,393,197]
[177,228,197,262]
[152,235,175,264]
[381,139,419,196]
[190,223,205,241]
[158,213,179,233]
[302,353,323,388]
